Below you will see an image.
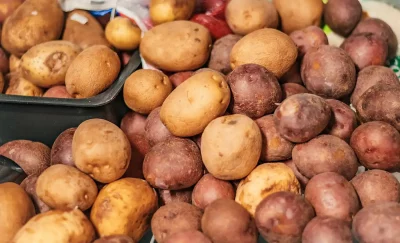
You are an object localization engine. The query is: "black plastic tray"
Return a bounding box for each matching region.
[0,50,141,147]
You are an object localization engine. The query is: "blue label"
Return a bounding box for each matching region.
[89,9,113,16]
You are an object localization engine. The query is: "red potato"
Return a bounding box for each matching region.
[0,47,9,74]
[350,121,400,170]
[324,0,362,36]
[43,86,74,99]
[325,99,357,141]
[145,107,175,147]
[20,174,51,213]
[169,71,193,87]
[50,128,76,167]
[208,34,242,75]
[203,0,227,20]
[120,111,151,156]
[192,173,235,209]
[164,231,212,243]
[120,51,133,66]
[191,14,232,40]
[290,26,329,58]
[281,83,309,100]
[280,61,303,85]
[256,115,294,162]
[284,159,309,188]
[302,217,352,243]
[159,188,193,205]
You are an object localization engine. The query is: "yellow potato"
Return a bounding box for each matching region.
[123,69,172,114]
[105,17,141,51]
[12,209,95,243]
[0,183,35,243]
[91,178,158,242]
[160,70,230,137]
[236,163,301,216]
[6,75,43,97]
[140,20,212,72]
[20,41,81,88]
[150,0,196,25]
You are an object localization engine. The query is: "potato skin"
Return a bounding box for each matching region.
[256,115,294,162]
[72,119,131,183]
[227,64,282,119]
[301,45,356,99]
[280,61,303,84]
[159,188,192,205]
[353,202,400,243]
[140,21,212,72]
[12,209,95,243]
[0,183,35,243]
[105,17,141,51]
[20,174,51,213]
[160,70,230,137]
[120,111,151,156]
[151,202,203,243]
[325,99,357,142]
[145,107,175,146]
[201,114,262,180]
[350,121,400,170]
[93,235,134,243]
[255,191,315,243]
[202,199,258,243]
[324,0,362,36]
[284,159,309,188]
[164,231,212,243]
[150,0,196,25]
[169,71,193,87]
[302,217,352,243]
[91,178,158,241]
[236,163,301,216]
[9,54,21,72]
[305,172,360,223]
[273,93,331,143]
[0,0,23,24]
[50,128,76,167]
[0,140,50,175]
[208,34,242,74]
[6,75,44,97]
[143,137,203,190]
[43,85,74,98]
[281,83,309,100]
[289,26,328,58]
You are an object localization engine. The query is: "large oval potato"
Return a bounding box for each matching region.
[0,183,35,243]
[1,0,64,57]
[160,70,230,137]
[91,178,158,242]
[20,41,81,88]
[12,209,95,243]
[72,119,131,183]
[201,114,262,180]
[140,20,212,72]
[150,0,196,25]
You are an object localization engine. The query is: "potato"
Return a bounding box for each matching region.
[9,54,20,72]
[144,107,175,146]
[350,66,399,106]
[20,174,51,213]
[0,0,23,23]
[192,174,235,209]
[1,0,64,57]
[281,83,309,99]
[93,235,134,243]
[160,70,230,137]
[255,191,315,243]
[227,64,282,119]
[72,119,131,183]
[63,10,111,50]
[0,140,50,175]
[305,172,360,223]
[0,72,4,93]
[340,33,388,70]
[140,21,212,72]
[273,93,331,143]
[302,217,352,243]
[201,114,261,180]
[12,209,95,243]
[105,17,141,51]
[151,202,203,242]
[351,169,400,207]
[43,85,74,98]
[225,0,278,35]
[6,75,43,97]
[120,111,150,156]
[208,34,242,74]
[236,163,301,216]
[164,231,212,243]
[65,45,121,99]
[350,121,400,170]
[91,178,158,241]
[324,0,362,36]
[150,0,196,25]
[190,13,233,40]
[356,84,400,131]
[123,69,172,114]
[0,182,35,243]
[353,202,400,243]
[255,115,294,162]
[352,18,398,59]
[159,188,193,205]
[230,28,297,78]
[301,45,356,99]
[289,26,329,58]
[143,137,203,190]
[284,159,309,188]
[36,164,98,211]
[325,99,357,142]
[169,71,193,87]
[273,0,324,34]
[280,61,303,84]
[0,47,9,73]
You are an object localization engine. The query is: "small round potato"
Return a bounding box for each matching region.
[149,0,196,25]
[201,114,262,180]
[325,99,357,142]
[12,209,95,243]
[93,235,134,243]
[145,107,175,146]
[72,119,131,183]
[105,17,141,51]
[20,174,51,213]
[324,0,362,36]
[302,217,352,243]
[281,83,309,99]
[305,172,360,223]
[164,231,212,243]
[208,34,242,75]
[290,26,329,58]
[36,164,98,211]
[202,199,258,243]
[51,128,76,167]
[236,163,301,216]
[124,70,172,115]
[43,85,74,98]
[159,188,192,205]
[120,111,151,156]
[151,202,203,243]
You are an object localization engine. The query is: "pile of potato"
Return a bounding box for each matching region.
[1,0,400,243]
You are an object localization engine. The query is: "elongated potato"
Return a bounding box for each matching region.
[91,178,158,242]
[160,70,230,137]
[20,41,81,88]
